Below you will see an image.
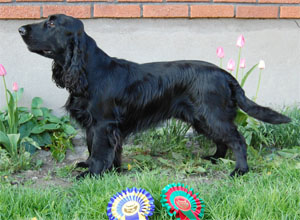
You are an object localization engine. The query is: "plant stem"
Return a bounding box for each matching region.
[241,68,244,82]
[2,76,14,133]
[254,69,262,101]
[2,76,9,108]
[220,58,223,68]
[14,92,18,133]
[241,69,244,81]
[236,47,242,80]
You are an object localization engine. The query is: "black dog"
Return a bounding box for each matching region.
[19,14,290,178]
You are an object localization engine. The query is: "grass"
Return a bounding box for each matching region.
[255,107,300,148]
[0,160,299,219]
[0,108,300,219]
[239,107,300,150]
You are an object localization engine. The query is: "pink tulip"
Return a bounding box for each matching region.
[12,82,18,92]
[0,64,7,76]
[216,47,224,58]
[258,60,265,69]
[236,35,245,48]
[227,59,235,71]
[240,58,246,69]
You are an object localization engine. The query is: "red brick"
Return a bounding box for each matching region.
[94,5,140,18]
[43,5,91,18]
[236,6,278,18]
[68,0,111,2]
[17,0,62,2]
[167,0,209,2]
[119,0,162,2]
[259,0,300,3]
[214,0,255,2]
[143,5,188,18]
[0,6,40,19]
[280,6,300,18]
[191,5,234,18]
[0,0,12,2]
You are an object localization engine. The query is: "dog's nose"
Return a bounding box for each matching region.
[18,26,27,36]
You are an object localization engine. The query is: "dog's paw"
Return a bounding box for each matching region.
[203,155,218,164]
[229,167,249,177]
[76,170,92,180]
[75,170,104,180]
[76,161,89,168]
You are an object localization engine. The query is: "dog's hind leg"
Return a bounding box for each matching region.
[222,130,249,177]
[214,130,248,176]
[194,119,248,176]
[204,142,228,164]
[193,121,228,163]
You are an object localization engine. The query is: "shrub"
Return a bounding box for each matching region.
[0,64,77,172]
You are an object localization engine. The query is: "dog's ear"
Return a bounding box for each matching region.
[62,32,88,96]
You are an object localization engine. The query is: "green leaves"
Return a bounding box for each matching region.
[31,97,44,117]
[0,131,10,150]
[18,112,33,125]
[31,124,60,134]
[21,136,40,150]
[62,124,77,136]
[12,87,24,102]
[240,63,258,88]
[45,113,61,124]
[235,109,248,126]
[31,133,52,147]
[0,131,20,156]
[48,132,74,162]
[1,91,77,168]
[157,157,172,167]
[276,148,300,160]
[7,134,20,156]
[0,119,5,133]
[6,90,18,134]
[0,72,77,171]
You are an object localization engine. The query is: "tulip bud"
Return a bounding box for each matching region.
[12,82,18,92]
[240,58,246,69]
[258,60,265,69]
[227,59,235,71]
[236,35,245,48]
[216,47,224,58]
[0,64,7,76]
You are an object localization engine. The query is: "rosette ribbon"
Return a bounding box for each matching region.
[160,183,205,220]
[107,187,155,220]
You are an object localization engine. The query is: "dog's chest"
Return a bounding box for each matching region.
[65,95,93,128]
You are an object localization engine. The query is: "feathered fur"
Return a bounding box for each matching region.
[19,14,290,178]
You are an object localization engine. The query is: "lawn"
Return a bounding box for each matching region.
[0,160,299,219]
[0,109,300,220]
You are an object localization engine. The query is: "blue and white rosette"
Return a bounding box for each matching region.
[107,187,155,220]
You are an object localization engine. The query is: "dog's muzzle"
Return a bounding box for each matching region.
[18,26,27,36]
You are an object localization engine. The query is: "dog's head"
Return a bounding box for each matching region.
[19,14,88,96]
[19,14,84,60]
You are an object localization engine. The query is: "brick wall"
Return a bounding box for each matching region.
[0,0,299,19]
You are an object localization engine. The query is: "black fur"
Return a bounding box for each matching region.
[19,14,291,178]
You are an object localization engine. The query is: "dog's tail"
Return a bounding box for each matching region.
[228,76,291,124]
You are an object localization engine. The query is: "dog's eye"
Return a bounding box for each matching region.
[47,20,55,28]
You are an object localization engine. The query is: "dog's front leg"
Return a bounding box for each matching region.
[76,127,93,169]
[76,122,121,179]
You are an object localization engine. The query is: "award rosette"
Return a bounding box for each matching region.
[160,183,205,220]
[107,187,155,220]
